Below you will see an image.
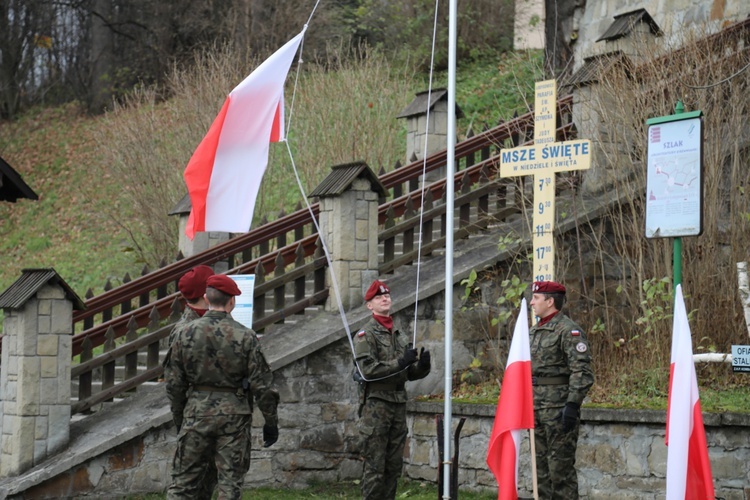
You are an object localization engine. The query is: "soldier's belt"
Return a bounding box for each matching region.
[368,382,405,391]
[531,376,569,386]
[192,385,238,393]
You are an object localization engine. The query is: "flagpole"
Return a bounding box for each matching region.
[442,0,457,498]
[530,430,539,499]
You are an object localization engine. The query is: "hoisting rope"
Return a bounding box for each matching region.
[280,0,442,381]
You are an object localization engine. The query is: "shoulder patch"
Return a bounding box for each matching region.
[357,330,366,337]
[576,342,588,353]
[571,330,581,337]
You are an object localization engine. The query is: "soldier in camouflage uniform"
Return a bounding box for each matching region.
[166,274,279,500]
[163,264,216,499]
[529,281,594,500]
[354,280,431,500]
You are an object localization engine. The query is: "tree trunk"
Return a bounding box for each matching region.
[0,0,41,118]
[543,0,582,78]
[231,0,252,59]
[88,0,114,113]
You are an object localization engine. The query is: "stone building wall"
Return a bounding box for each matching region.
[572,0,748,71]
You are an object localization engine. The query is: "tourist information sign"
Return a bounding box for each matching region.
[645,109,704,238]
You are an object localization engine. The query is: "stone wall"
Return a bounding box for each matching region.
[406,403,750,500]
[572,0,748,72]
[15,393,750,499]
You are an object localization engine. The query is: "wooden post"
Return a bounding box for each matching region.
[500,79,592,283]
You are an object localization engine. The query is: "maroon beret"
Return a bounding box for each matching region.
[206,274,242,296]
[364,280,390,301]
[532,281,566,294]
[178,265,214,300]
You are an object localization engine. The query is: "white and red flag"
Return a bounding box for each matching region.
[184,29,305,239]
[666,284,714,499]
[487,298,535,500]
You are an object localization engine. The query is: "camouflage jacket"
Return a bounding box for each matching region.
[162,306,200,372]
[168,306,200,348]
[353,316,430,403]
[529,312,594,410]
[166,310,278,428]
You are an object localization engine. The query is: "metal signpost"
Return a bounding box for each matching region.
[645,102,704,289]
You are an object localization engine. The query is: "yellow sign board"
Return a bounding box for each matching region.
[499,79,592,283]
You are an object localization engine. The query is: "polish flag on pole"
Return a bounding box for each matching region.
[487,298,535,500]
[666,284,714,499]
[184,29,305,239]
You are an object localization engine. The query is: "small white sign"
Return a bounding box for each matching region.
[229,275,255,330]
[731,345,750,373]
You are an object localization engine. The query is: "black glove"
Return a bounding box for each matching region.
[263,424,279,447]
[417,347,431,369]
[398,348,419,369]
[560,402,580,432]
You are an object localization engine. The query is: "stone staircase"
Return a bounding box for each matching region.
[1,178,633,497]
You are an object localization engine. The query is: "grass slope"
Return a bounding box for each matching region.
[0,104,144,301]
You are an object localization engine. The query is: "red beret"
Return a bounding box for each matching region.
[532,281,566,294]
[364,280,390,301]
[206,275,242,296]
[178,265,214,300]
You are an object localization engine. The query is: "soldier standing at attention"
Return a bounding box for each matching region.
[166,274,279,500]
[529,281,594,499]
[354,280,431,500]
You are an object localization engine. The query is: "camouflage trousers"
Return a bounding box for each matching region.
[358,397,408,500]
[534,407,581,499]
[167,414,251,500]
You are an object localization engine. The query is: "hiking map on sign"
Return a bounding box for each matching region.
[645,110,704,238]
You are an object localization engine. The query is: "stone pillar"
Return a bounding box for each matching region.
[398,90,462,184]
[169,195,232,273]
[310,163,386,311]
[0,274,79,477]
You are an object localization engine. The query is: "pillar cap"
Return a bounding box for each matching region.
[168,193,191,216]
[0,268,85,311]
[397,89,463,120]
[309,161,387,199]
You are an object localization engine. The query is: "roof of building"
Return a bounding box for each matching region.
[0,268,85,311]
[0,155,38,202]
[169,193,192,216]
[397,88,464,119]
[562,51,632,88]
[309,161,387,198]
[597,8,663,42]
